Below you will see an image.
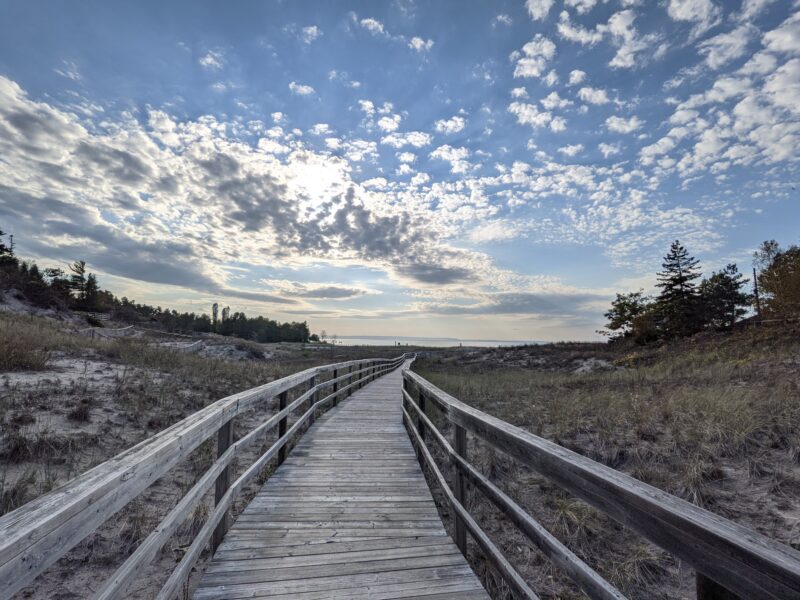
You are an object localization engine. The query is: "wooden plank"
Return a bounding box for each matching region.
[192,362,488,599]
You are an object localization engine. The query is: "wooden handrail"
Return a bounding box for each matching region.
[0,354,408,598]
[403,368,800,599]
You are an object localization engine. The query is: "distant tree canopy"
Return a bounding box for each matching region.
[0,229,312,343]
[754,240,800,317]
[603,240,754,343]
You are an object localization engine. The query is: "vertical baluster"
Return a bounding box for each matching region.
[277,390,288,465]
[308,375,317,425]
[332,368,339,406]
[212,418,234,551]
[453,424,468,556]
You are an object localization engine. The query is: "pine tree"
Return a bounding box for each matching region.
[699,264,750,330]
[656,240,703,338]
[69,260,87,301]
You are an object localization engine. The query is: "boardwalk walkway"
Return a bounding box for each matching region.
[193,363,489,600]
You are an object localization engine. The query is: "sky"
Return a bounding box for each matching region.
[0,0,798,341]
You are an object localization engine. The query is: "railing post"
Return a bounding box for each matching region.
[348,364,353,394]
[453,424,468,556]
[308,375,317,425]
[332,368,339,406]
[696,573,742,600]
[417,391,426,441]
[277,390,288,465]
[212,418,234,551]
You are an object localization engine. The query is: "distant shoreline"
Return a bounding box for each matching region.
[333,335,545,348]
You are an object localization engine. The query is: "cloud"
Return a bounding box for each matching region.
[380,131,433,148]
[541,91,572,110]
[508,101,552,129]
[568,69,587,85]
[377,114,402,132]
[198,50,225,70]
[511,34,556,79]
[434,115,466,134]
[558,143,584,157]
[666,0,721,38]
[578,86,610,104]
[493,14,513,27]
[358,17,386,35]
[397,151,416,163]
[408,37,434,52]
[598,142,622,157]
[262,279,371,299]
[511,87,529,98]
[699,25,753,69]
[301,25,322,43]
[54,60,81,81]
[525,0,555,21]
[288,81,315,95]
[763,11,800,54]
[605,114,644,133]
[429,144,471,173]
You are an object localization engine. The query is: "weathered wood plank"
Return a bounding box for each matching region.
[191,362,489,599]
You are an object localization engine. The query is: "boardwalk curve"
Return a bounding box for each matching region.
[193,363,489,599]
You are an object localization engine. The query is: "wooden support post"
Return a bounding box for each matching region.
[696,573,742,600]
[332,368,339,406]
[348,365,353,394]
[212,418,234,551]
[417,391,426,441]
[453,424,468,556]
[308,375,316,425]
[277,391,288,465]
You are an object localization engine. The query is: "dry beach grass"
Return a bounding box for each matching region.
[414,326,800,598]
[0,311,408,598]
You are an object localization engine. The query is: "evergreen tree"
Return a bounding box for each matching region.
[603,290,652,341]
[0,230,17,267]
[83,273,100,310]
[656,240,703,338]
[699,264,750,330]
[69,260,87,300]
[756,242,800,317]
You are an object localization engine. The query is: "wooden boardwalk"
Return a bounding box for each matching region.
[193,364,490,600]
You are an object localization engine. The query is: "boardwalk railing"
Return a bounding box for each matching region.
[0,353,409,599]
[402,368,800,600]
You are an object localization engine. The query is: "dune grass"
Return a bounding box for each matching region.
[415,325,800,598]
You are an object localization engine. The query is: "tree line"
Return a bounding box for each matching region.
[604,239,800,343]
[0,230,312,343]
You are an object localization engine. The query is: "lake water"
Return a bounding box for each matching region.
[334,335,542,348]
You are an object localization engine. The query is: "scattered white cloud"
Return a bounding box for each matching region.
[666,0,721,39]
[54,60,81,81]
[511,87,529,98]
[359,17,386,36]
[397,151,417,163]
[763,11,800,54]
[605,114,644,133]
[430,144,471,173]
[381,131,433,148]
[525,0,555,21]
[541,91,572,110]
[511,34,556,79]
[558,143,584,156]
[288,81,315,95]
[408,37,434,52]
[377,114,402,132]
[301,25,322,43]
[598,142,622,157]
[493,14,513,27]
[578,86,611,104]
[699,25,753,69]
[568,69,586,86]
[199,50,225,70]
[434,115,466,134]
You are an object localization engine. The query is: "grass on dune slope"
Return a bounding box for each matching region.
[414,326,800,598]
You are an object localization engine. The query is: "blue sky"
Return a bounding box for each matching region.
[0,0,798,340]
